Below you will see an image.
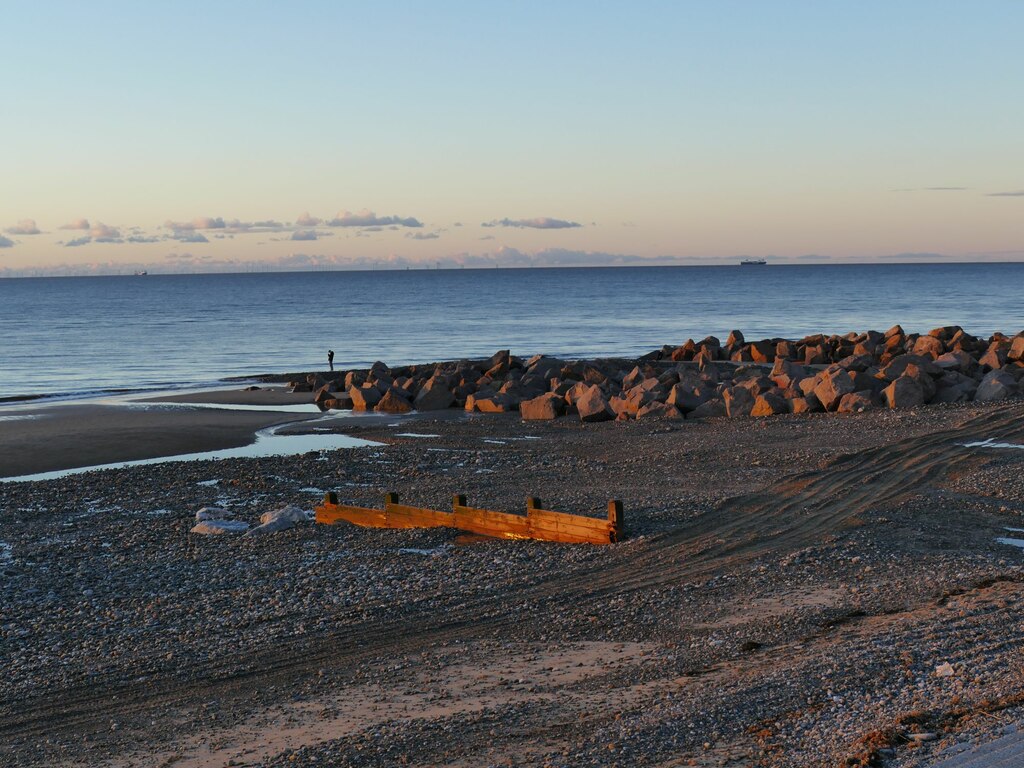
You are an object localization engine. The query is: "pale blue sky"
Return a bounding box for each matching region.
[2,1,1022,273]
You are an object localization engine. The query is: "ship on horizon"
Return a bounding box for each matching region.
[739,258,767,266]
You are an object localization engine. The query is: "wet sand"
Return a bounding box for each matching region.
[0,399,319,478]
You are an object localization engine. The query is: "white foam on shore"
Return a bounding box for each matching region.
[2,424,381,483]
[963,439,1024,451]
[996,537,1024,550]
[0,414,43,422]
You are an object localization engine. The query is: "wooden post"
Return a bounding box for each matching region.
[526,496,542,512]
[453,493,467,508]
[608,499,624,542]
[324,491,338,505]
[384,491,399,505]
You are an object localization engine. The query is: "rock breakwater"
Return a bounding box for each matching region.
[283,325,1023,421]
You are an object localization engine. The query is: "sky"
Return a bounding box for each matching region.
[2,1,1022,275]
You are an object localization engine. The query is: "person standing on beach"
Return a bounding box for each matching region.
[328,349,335,372]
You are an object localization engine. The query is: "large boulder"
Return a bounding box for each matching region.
[666,382,712,413]
[468,393,520,413]
[375,389,413,414]
[414,377,455,411]
[246,505,310,536]
[911,335,945,359]
[933,371,978,403]
[636,402,683,420]
[688,398,726,419]
[883,376,925,409]
[751,392,788,417]
[979,342,1010,370]
[576,385,614,422]
[837,391,876,413]
[975,370,1019,402]
[723,386,755,418]
[1009,336,1024,362]
[322,394,354,410]
[814,370,856,412]
[520,392,565,421]
[880,354,941,380]
[935,351,978,376]
[191,519,249,535]
[349,385,382,410]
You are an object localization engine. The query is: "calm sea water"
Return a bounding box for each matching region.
[1,264,1021,401]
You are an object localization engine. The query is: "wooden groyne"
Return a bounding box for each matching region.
[316,492,624,545]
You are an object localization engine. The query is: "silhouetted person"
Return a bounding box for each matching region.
[327,349,335,372]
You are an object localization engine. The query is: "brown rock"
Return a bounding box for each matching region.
[814,370,856,412]
[912,335,945,359]
[414,377,455,411]
[576,385,614,422]
[636,402,683,420]
[688,398,726,419]
[374,389,412,414]
[790,397,816,414]
[723,386,755,417]
[804,345,827,365]
[883,376,924,409]
[314,384,336,405]
[321,394,354,411]
[979,341,1009,370]
[750,340,775,363]
[1009,336,1024,362]
[751,392,788,417]
[837,391,876,413]
[975,370,1019,401]
[349,384,382,410]
[520,392,565,421]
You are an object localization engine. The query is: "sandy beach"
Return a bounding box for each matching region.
[2,379,1024,766]
[0,394,323,479]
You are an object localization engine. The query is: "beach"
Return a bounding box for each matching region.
[2,367,1024,766]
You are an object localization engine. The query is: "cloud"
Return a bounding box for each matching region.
[481,217,581,229]
[296,212,321,226]
[925,187,967,191]
[65,236,91,247]
[59,218,90,230]
[127,235,161,243]
[91,222,121,239]
[987,190,1024,197]
[290,230,318,241]
[172,232,209,243]
[406,232,439,240]
[325,209,423,228]
[163,216,225,231]
[0,235,14,248]
[6,219,41,235]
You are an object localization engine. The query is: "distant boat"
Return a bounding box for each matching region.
[740,258,767,266]
[133,270,148,276]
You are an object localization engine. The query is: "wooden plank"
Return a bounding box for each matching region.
[453,505,533,539]
[528,507,613,534]
[316,502,388,527]
[317,491,623,545]
[384,502,455,529]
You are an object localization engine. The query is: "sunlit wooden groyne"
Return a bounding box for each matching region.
[316,491,624,544]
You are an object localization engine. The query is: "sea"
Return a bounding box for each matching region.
[1,263,1021,402]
